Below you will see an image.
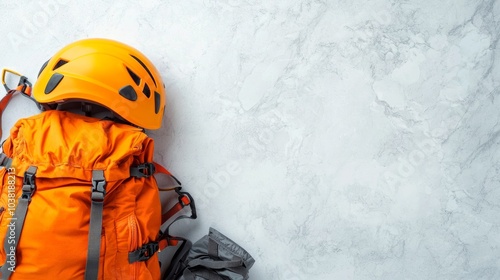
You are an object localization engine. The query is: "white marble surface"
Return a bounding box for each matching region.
[1,0,500,279]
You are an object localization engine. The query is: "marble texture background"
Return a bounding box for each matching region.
[1,0,499,279]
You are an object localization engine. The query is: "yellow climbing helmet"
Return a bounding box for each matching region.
[32,38,166,129]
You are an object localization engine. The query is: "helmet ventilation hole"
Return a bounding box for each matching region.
[53,59,68,70]
[154,91,160,113]
[45,73,64,94]
[143,84,151,98]
[130,54,157,87]
[119,85,138,101]
[126,67,141,86]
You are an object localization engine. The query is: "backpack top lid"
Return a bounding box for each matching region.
[3,110,153,182]
[32,38,166,130]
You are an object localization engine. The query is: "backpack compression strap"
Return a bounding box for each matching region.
[85,170,107,280]
[0,166,37,279]
[129,162,180,186]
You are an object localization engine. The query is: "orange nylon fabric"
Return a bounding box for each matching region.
[0,110,162,279]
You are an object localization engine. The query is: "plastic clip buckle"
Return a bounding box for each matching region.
[130,242,159,263]
[91,179,106,202]
[21,169,36,201]
[137,163,156,178]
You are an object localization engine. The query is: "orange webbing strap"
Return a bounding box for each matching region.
[157,189,196,251]
[153,162,197,251]
[154,161,182,187]
[153,161,193,224]
[153,161,172,176]
[161,192,193,225]
[158,237,180,249]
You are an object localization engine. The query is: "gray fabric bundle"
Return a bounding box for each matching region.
[167,227,255,280]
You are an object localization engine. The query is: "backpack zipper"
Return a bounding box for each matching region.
[128,215,139,279]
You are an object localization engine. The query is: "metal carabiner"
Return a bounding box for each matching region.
[1,68,32,95]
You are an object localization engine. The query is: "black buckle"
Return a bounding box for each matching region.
[91,171,106,202]
[128,242,159,263]
[21,167,37,201]
[135,163,156,178]
[17,76,32,95]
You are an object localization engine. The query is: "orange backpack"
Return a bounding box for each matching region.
[0,75,196,279]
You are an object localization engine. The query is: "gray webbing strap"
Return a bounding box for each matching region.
[163,239,192,280]
[0,153,12,168]
[185,237,242,269]
[186,258,243,270]
[208,238,218,258]
[0,166,37,279]
[84,170,106,280]
[184,235,243,276]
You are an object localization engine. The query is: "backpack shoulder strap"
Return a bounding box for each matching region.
[127,162,196,266]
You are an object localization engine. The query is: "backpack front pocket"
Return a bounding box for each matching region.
[115,213,145,279]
